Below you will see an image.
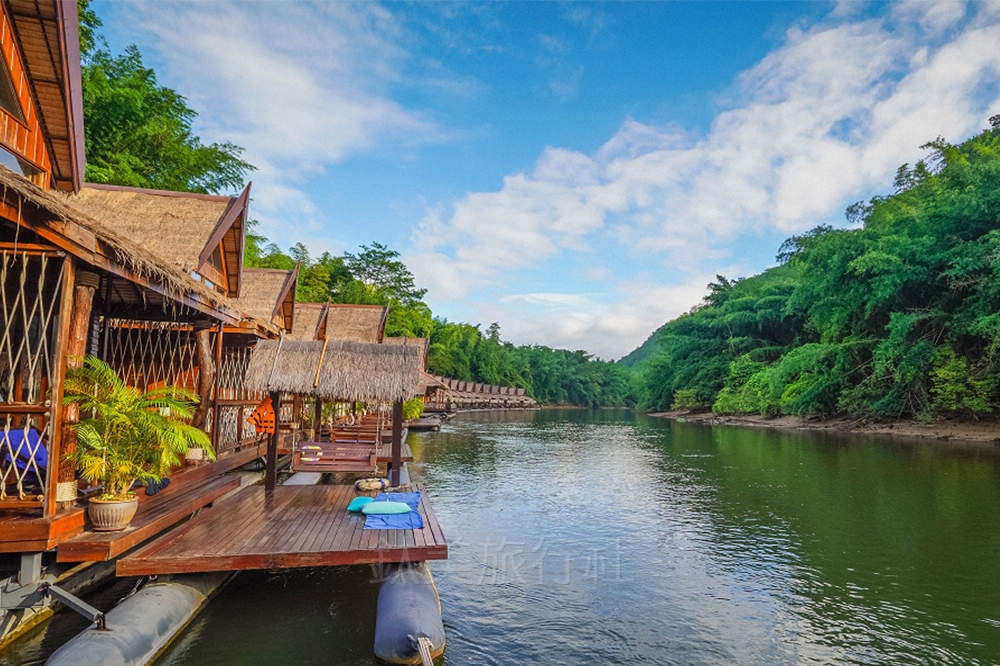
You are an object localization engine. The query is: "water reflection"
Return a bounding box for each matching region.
[150,409,1000,665]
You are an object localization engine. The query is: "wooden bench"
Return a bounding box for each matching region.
[292,442,377,473]
[56,475,240,562]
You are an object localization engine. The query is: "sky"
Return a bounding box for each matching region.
[93,0,1000,360]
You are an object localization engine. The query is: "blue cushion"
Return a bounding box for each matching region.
[361,500,412,515]
[347,496,374,512]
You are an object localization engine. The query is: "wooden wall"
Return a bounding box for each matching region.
[0,3,52,188]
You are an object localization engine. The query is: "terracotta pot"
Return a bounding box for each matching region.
[88,496,139,532]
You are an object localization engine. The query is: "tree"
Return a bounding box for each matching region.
[79,1,253,194]
[341,242,427,305]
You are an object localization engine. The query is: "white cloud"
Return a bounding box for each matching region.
[411,4,1000,358]
[474,278,712,359]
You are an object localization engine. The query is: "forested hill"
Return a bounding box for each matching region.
[635,122,1000,420]
[618,325,667,369]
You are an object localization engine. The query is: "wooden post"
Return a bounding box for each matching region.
[390,398,403,487]
[54,266,99,512]
[192,321,215,430]
[211,321,223,451]
[313,398,323,441]
[265,390,280,491]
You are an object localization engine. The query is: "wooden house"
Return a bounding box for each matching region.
[0,2,272,570]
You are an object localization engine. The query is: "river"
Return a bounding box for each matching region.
[7,409,1000,664]
[157,409,1000,665]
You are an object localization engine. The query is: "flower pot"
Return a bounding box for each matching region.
[185,446,205,462]
[88,496,139,532]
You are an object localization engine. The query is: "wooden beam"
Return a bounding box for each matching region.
[212,321,224,451]
[265,391,280,491]
[390,398,403,486]
[57,269,99,490]
[45,257,74,517]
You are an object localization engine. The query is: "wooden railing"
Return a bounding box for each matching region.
[0,409,52,510]
[208,400,266,456]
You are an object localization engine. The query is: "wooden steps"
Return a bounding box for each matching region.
[56,475,240,562]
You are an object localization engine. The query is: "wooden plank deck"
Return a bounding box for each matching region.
[116,484,447,576]
[56,476,241,562]
[374,439,413,463]
[0,442,265,554]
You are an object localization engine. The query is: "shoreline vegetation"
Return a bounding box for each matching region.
[652,410,1000,448]
[625,122,1000,424]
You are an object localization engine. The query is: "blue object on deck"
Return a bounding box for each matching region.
[364,492,423,530]
[374,563,446,665]
[347,496,375,512]
[3,428,47,484]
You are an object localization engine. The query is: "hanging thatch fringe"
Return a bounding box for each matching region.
[245,340,420,402]
[0,166,235,310]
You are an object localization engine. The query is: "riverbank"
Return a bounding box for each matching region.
[653,411,1000,447]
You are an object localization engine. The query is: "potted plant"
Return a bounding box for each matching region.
[63,356,215,531]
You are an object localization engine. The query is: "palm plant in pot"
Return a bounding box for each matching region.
[63,356,214,531]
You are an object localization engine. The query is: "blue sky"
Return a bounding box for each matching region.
[94,1,1000,359]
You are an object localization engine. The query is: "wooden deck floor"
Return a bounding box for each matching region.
[375,439,414,463]
[116,484,447,576]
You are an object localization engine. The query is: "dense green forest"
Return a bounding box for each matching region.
[636,122,1000,421]
[245,238,637,407]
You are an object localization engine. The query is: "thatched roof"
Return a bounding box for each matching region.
[62,183,250,296]
[235,267,298,332]
[325,304,387,343]
[382,337,444,395]
[288,303,388,343]
[382,337,429,370]
[0,166,243,320]
[245,339,420,402]
[289,303,326,341]
[383,337,439,394]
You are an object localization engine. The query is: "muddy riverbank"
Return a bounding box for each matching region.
[653,411,1000,447]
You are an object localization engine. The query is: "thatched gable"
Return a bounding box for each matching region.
[288,303,388,343]
[0,166,244,322]
[383,336,443,395]
[245,339,420,402]
[289,303,327,341]
[63,183,250,297]
[236,267,298,333]
[324,304,387,343]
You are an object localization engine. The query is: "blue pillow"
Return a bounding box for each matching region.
[347,496,374,512]
[361,501,412,515]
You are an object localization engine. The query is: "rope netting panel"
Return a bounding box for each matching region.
[103,321,213,393]
[0,251,65,502]
[214,347,264,452]
[215,346,263,402]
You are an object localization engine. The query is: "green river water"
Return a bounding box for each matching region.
[6,409,1000,664]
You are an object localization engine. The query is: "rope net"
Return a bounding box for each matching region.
[0,251,65,502]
